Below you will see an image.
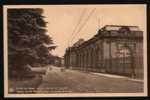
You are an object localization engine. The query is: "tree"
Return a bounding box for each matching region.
[8,8,55,77]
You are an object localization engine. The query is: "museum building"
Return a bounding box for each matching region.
[64,25,143,79]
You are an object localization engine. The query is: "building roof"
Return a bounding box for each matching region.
[98,25,143,38]
[102,25,141,31]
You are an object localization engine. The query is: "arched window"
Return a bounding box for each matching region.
[117,46,132,64]
[118,47,131,58]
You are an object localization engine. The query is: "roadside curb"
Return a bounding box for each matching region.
[51,66,144,83]
[91,72,143,83]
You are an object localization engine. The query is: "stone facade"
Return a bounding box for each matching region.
[64,25,143,79]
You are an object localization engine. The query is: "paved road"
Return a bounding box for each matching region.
[37,65,143,93]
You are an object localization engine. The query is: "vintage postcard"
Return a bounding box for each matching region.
[3,5,147,97]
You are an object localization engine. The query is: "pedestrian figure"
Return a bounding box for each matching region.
[49,66,52,70]
[46,66,52,75]
[131,73,136,78]
[61,67,66,72]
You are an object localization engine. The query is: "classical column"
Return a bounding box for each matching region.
[92,48,95,71]
[76,52,79,68]
[78,53,80,69]
[109,41,112,73]
[80,52,83,69]
[131,50,136,78]
[93,48,97,71]
[88,49,91,71]
[82,51,84,70]
[70,53,72,68]
[73,52,76,68]
[90,48,93,71]
[84,50,87,71]
[85,50,88,70]
[94,48,97,71]
[81,52,83,70]
[95,47,99,70]
[87,50,90,70]
[84,51,86,70]
[79,53,81,69]
[82,52,84,69]
[86,49,89,70]
[101,41,104,71]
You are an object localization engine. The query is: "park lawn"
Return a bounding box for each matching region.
[8,74,43,94]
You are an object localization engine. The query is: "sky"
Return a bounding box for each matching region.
[42,5,146,57]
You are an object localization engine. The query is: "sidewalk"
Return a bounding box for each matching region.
[91,72,143,83]
[64,66,144,83]
[51,66,144,83]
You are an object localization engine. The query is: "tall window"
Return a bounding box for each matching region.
[117,46,132,65]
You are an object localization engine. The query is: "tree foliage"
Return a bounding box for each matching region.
[8,8,55,73]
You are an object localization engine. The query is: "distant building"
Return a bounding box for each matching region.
[51,56,63,67]
[64,25,143,79]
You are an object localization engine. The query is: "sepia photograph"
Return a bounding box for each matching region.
[3,5,147,97]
